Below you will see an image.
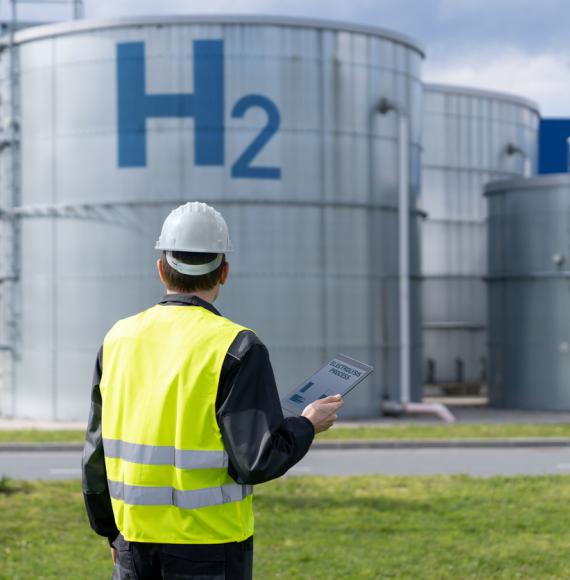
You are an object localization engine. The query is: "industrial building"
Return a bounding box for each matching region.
[0,14,567,420]
[486,175,570,410]
[421,84,540,393]
[0,16,425,420]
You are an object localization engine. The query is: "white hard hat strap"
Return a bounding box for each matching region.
[165,252,223,276]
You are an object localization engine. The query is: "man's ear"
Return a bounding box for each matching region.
[157,258,166,284]
[220,261,230,285]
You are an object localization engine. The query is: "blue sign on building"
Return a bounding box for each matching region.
[116,39,281,180]
[539,119,570,174]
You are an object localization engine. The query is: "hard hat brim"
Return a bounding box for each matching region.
[155,243,233,253]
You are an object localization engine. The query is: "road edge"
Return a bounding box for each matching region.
[3,438,570,452]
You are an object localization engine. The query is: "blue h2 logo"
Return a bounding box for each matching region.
[116,40,281,179]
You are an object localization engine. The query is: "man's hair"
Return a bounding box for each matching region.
[160,251,226,293]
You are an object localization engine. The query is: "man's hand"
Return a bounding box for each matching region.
[302,394,344,434]
[111,547,118,564]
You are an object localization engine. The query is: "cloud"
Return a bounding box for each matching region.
[6,0,570,116]
[80,0,570,116]
[85,0,407,24]
[426,49,570,116]
[82,0,570,57]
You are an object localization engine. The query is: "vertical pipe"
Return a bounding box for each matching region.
[367,103,379,407]
[73,0,83,19]
[506,143,531,178]
[7,0,17,417]
[51,40,57,420]
[399,114,410,404]
[10,0,15,32]
[318,32,327,364]
[566,137,570,173]
[523,156,531,178]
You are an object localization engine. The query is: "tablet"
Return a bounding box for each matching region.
[281,353,374,416]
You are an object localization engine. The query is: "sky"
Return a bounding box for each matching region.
[6,0,570,116]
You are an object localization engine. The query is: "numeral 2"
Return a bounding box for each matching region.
[231,95,281,180]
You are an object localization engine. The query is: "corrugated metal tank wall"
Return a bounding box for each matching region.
[1,16,424,419]
[420,84,539,388]
[486,176,570,410]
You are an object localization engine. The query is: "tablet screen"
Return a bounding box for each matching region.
[281,353,374,416]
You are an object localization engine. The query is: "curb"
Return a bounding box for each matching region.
[0,443,84,452]
[312,438,570,450]
[3,438,570,452]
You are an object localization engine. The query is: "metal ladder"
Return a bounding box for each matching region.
[0,0,83,417]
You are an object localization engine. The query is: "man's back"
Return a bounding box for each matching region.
[101,303,254,544]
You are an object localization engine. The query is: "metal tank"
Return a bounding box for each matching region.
[421,84,539,392]
[0,16,424,420]
[486,176,570,410]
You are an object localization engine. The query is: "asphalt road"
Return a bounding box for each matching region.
[2,447,570,480]
[289,447,570,477]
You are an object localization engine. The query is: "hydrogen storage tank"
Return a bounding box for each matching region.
[0,16,424,419]
[486,176,570,410]
[421,84,539,391]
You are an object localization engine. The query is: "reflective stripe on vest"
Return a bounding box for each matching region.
[103,438,229,470]
[108,479,253,510]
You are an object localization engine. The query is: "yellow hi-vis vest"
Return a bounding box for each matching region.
[100,303,254,544]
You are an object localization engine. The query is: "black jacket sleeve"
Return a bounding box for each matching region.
[81,347,119,545]
[216,332,315,485]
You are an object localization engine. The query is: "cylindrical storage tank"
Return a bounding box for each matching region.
[421,84,539,390]
[1,16,424,419]
[486,176,570,410]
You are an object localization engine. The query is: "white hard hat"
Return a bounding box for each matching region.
[155,202,232,276]
[155,202,233,253]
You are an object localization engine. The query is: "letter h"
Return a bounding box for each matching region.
[117,40,224,168]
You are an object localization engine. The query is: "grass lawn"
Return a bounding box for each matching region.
[318,422,570,440]
[1,475,570,579]
[0,430,87,444]
[3,423,570,444]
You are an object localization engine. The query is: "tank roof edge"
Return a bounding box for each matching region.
[3,14,425,57]
[485,174,570,195]
[425,82,540,115]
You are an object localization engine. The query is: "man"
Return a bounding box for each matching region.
[82,201,343,579]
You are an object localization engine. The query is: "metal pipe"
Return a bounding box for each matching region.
[381,400,456,423]
[398,114,410,403]
[423,322,485,330]
[10,0,16,31]
[524,157,531,178]
[73,0,83,19]
[378,99,411,404]
[485,271,570,281]
[505,143,531,177]
[0,0,19,418]
[404,402,456,423]
[378,100,411,404]
[378,96,454,423]
[5,198,430,218]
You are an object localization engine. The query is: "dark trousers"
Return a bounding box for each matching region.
[111,533,253,580]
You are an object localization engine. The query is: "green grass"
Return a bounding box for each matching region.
[318,423,570,441]
[0,430,85,443]
[3,423,570,445]
[1,475,570,578]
